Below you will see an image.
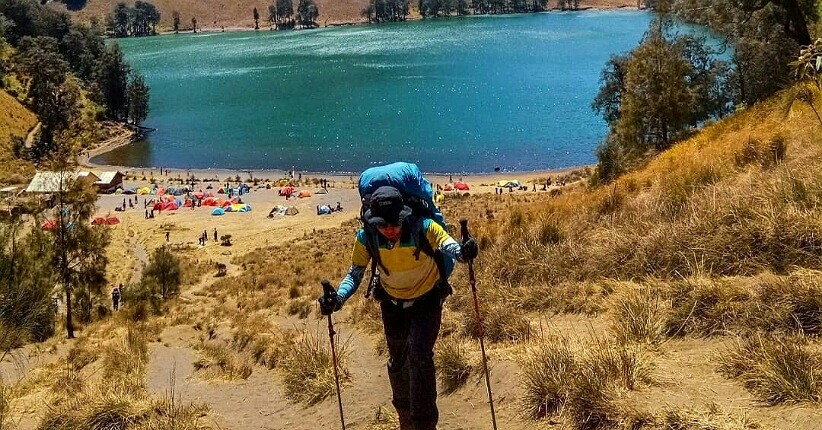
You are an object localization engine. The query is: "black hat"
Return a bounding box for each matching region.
[365,186,412,227]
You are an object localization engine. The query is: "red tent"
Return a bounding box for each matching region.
[157,187,167,196]
[203,197,218,206]
[221,201,232,208]
[91,217,106,225]
[184,199,194,207]
[41,220,57,230]
[279,186,294,197]
[443,184,454,191]
[162,202,179,211]
[152,202,164,211]
[454,181,470,191]
[105,217,120,225]
[193,191,205,199]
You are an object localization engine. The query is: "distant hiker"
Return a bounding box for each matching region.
[213,228,218,242]
[165,231,170,242]
[319,185,478,430]
[145,209,149,219]
[533,183,536,192]
[112,286,121,311]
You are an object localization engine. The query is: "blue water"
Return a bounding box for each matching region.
[97,11,656,173]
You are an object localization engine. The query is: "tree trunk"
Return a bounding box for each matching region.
[780,0,812,46]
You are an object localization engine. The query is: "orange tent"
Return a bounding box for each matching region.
[298,190,312,198]
[454,181,470,191]
[105,217,120,225]
[92,217,106,225]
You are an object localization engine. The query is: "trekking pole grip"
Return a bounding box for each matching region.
[459,218,470,242]
[321,280,334,298]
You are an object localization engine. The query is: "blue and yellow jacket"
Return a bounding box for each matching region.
[337,218,463,301]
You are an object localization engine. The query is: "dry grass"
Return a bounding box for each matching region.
[193,341,253,381]
[365,406,399,430]
[0,89,36,184]
[434,336,475,393]
[718,333,822,404]
[518,333,654,427]
[279,325,351,406]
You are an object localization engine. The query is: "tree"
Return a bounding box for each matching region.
[127,72,150,126]
[253,7,260,29]
[277,0,294,25]
[592,19,733,180]
[0,222,57,352]
[143,246,181,300]
[45,167,110,338]
[297,0,319,28]
[111,2,131,37]
[60,24,105,83]
[96,42,130,120]
[172,10,180,33]
[734,0,815,46]
[192,16,197,33]
[15,36,73,156]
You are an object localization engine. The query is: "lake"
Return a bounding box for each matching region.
[96,11,657,173]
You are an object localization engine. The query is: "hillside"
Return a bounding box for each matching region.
[56,0,638,29]
[0,90,37,184]
[0,82,818,429]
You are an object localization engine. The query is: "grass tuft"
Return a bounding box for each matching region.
[718,333,822,404]
[279,326,350,405]
[435,336,474,393]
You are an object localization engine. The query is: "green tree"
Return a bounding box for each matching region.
[111,2,131,37]
[0,222,57,352]
[15,36,75,157]
[60,23,105,83]
[172,10,180,33]
[143,246,181,300]
[127,72,150,126]
[44,167,110,338]
[297,0,319,28]
[96,42,130,120]
[192,16,197,33]
[253,7,260,29]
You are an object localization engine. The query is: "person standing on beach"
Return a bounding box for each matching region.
[213,228,218,242]
[165,231,170,242]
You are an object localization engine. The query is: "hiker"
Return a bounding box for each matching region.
[145,209,149,219]
[319,186,478,430]
[111,286,121,311]
[165,231,170,242]
[213,228,218,242]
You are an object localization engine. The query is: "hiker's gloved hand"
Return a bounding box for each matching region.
[460,238,479,261]
[318,290,343,315]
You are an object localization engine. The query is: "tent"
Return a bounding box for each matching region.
[285,206,299,216]
[203,197,218,206]
[42,220,57,230]
[156,187,167,196]
[123,187,137,195]
[91,217,106,226]
[193,191,205,199]
[315,188,328,194]
[137,187,151,195]
[162,202,179,211]
[211,208,225,216]
[152,202,163,211]
[279,186,295,197]
[184,199,194,207]
[497,180,521,188]
[105,217,120,225]
[217,188,225,194]
[454,181,470,191]
[232,203,250,212]
[443,184,454,191]
[298,190,312,198]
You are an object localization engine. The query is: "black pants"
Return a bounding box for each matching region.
[381,291,442,430]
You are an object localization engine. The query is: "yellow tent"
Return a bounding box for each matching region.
[137,187,151,195]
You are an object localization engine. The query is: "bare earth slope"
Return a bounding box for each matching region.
[0,90,37,183]
[56,0,637,29]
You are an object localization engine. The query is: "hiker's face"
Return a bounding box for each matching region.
[377,224,401,241]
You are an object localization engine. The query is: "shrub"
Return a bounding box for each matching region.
[718,333,821,404]
[518,334,576,419]
[435,336,474,393]
[608,283,669,345]
[194,341,252,380]
[462,302,531,343]
[279,326,350,405]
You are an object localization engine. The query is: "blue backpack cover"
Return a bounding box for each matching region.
[358,162,454,279]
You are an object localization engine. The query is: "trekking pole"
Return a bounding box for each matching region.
[460,219,498,430]
[321,280,346,430]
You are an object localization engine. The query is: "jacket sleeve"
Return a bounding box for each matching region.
[337,229,371,302]
[424,219,463,261]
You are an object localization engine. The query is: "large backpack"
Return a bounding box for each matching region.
[358,162,455,297]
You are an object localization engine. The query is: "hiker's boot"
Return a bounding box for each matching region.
[396,408,413,430]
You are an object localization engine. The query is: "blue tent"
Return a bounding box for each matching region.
[211,208,225,216]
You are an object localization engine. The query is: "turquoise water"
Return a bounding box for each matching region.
[97,11,656,173]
